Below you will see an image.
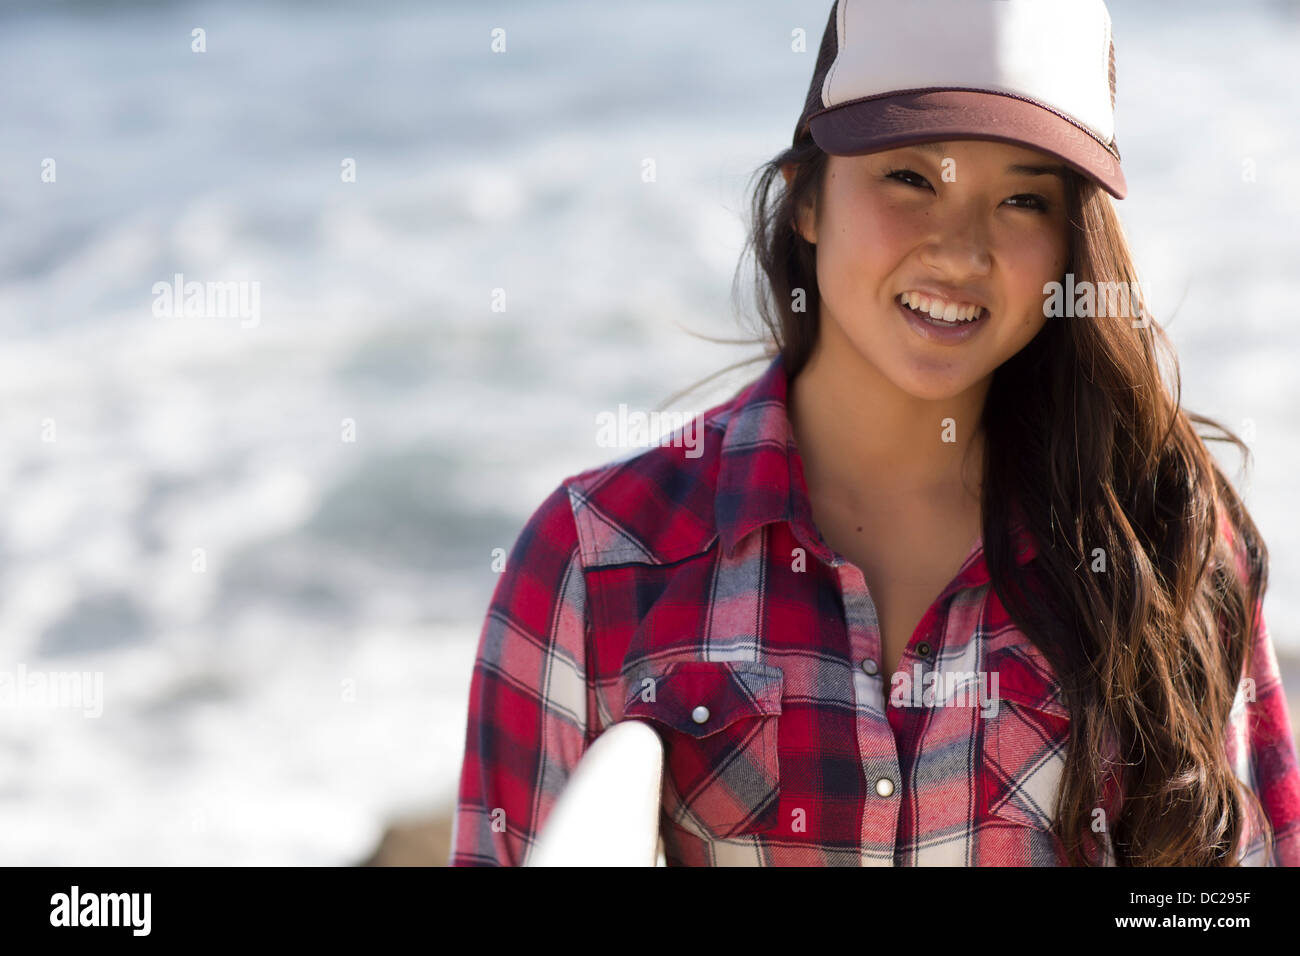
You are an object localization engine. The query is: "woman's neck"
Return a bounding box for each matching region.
[787,331,989,517]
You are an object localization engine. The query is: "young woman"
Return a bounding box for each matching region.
[450,0,1300,866]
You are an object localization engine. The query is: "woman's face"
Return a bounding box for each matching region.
[788,139,1072,402]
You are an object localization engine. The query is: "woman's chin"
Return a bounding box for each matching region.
[889,366,988,404]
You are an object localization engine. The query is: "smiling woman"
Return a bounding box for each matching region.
[450,0,1300,868]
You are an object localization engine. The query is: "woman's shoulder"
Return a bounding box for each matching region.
[511,357,784,571]
[557,392,740,568]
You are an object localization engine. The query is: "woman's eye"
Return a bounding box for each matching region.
[885,168,930,189]
[885,170,1051,214]
[1005,194,1050,213]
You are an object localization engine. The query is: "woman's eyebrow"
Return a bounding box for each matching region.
[1006,163,1068,180]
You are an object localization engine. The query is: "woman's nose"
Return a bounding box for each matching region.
[920,206,993,273]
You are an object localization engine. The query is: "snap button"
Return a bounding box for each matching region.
[861,658,878,676]
[691,705,710,724]
[916,641,931,658]
[875,777,895,798]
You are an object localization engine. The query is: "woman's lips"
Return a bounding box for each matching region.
[895,295,990,344]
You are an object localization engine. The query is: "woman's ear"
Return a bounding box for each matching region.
[781,163,817,244]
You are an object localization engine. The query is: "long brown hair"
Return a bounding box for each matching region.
[668,133,1272,866]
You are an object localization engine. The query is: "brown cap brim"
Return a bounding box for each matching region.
[807,89,1127,200]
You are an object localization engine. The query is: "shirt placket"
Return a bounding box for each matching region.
[830,557,903,867]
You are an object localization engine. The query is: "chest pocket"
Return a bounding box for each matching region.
[622,660,783,840]
[981,688,1071,832]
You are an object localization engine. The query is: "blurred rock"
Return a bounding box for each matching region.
[357,811,452,867]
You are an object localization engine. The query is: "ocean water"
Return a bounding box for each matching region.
[0,0,1297,864]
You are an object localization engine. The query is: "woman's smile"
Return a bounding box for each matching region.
[895,294,991,344]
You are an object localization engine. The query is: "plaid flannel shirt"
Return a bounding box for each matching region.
[450,354,1300,866]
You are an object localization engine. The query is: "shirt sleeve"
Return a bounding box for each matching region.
[1241,601,1300,865]
[1220,513,1300,865]
[448,482,592,866]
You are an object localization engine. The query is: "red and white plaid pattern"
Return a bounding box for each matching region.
[450,355,1300,866]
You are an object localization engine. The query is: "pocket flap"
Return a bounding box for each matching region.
[994,686,1069,719]
[987,642,1069,719]
[622,661,783,737]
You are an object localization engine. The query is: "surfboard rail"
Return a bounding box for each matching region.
[526,719,665,867]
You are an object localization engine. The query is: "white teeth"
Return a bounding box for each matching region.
[900,291,983,323]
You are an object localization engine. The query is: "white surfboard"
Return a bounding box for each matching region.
[526,719,665,867]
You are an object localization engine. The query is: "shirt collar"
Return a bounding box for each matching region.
[715,352,1038,589]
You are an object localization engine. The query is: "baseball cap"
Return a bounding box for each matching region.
[794,0,1127,200]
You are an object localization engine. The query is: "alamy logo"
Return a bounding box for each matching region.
[0,663,102,717]
[1042,274,1148,326]
[49,885,151,936]
[152,272,261,328]
[595,404,703,458]
[889,665,1001,717]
